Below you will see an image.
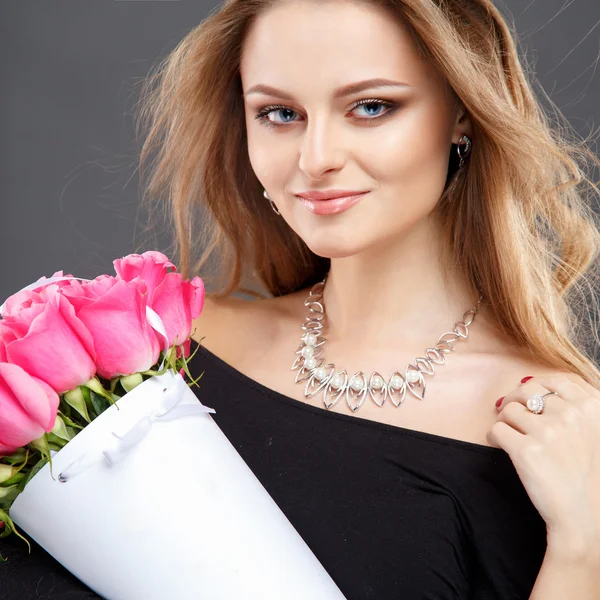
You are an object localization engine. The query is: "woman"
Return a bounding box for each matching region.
[2,0,599,598]
[138,0,600,597]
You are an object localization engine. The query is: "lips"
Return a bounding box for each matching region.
[296,190,368,201]
[297,192,368,216]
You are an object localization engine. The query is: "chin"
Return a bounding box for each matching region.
[302,235,367,260]
[287,213,378,259]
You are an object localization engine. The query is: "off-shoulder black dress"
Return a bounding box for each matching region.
[0,341,547,599]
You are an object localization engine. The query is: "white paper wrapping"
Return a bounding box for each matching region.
[10,370,346,600]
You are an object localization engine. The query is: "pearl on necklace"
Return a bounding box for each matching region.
[304,333,318,346]
[406,371,420,384]
[301,346,314,359]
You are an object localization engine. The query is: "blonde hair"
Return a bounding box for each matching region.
[134,0,600,387]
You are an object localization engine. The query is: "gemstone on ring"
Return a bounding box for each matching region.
[526,393,545,414]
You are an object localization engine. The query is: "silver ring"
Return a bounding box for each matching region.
[526,391,557,414]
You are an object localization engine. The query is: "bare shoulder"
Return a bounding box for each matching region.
[190,288,308,365]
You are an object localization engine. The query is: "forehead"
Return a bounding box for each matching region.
[240,0,435,93]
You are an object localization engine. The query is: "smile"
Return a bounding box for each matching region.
[297,192,368,215]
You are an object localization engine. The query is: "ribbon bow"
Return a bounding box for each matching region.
[58,373,215,482]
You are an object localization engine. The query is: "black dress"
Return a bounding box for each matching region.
[0,341,547,600]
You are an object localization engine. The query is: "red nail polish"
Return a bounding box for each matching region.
[520,376,533,384]
[495,396,504,407]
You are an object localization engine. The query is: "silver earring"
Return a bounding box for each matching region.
[457,135,472,169]
[264,189,281,216]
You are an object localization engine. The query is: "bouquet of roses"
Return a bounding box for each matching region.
[0,251,204,542]
[0,252,345,600]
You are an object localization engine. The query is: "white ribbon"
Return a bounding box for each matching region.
[57,373,215,482]
[0,274,215,482]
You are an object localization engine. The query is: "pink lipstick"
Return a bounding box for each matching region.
[296,190,368,216]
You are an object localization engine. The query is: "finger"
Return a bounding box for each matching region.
[486,420,526,455]
[526,375,600,426]
[552,371,600,401]
[497,399,551,435]
[520,376,590,409]
[497,381,563,414]
[497,376,587,411]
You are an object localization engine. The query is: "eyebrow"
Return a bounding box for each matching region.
[244,78,412,100]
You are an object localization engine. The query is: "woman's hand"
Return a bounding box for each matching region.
[488,373,600,555]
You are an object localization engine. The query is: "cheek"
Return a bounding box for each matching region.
[245,121,270,182]
[366,110,452,208]
[246,126,294,191]
[247,143,270,185]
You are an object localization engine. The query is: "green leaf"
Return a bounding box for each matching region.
[64,387,91,423]
[83,378,117,408]
[179,339,204,389]
[0,484,20,505]
[27,435,55,480]
[0,449,30,483]
[45,432,69,450]
[0,449,27,466]
[18,457,48,493]
[29,436,48,455]
[90,390,112,416]
[80,385,100,420]
[83,376,106,396]
[0,509,31,558]
[0,465,15,484]
[120,372,143,393]
[50,415,72,442]
[109,377,119,394]
[0,472,24,487]
[181,363,204,389]
[57,410,85,431]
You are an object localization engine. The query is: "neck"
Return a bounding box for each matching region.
[319,218,486,351]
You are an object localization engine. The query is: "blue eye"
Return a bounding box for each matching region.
[353,100,388,117]
[254,98,398,128]
[255,106,298,127]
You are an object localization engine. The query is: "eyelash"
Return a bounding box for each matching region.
[253,98,399,129]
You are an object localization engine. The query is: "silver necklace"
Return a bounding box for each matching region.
[291,274,483,412]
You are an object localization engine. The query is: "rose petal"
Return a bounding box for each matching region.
[113,251,176,305]
[77,278,160,378]
[6,291,97,394]
[0,363,59,450]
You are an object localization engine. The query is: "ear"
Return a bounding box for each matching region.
[451,104,472,144]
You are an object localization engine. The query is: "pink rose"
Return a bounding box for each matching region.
[113,252,204,350]
[62,276,161,379]
[61,275,116,305]
[0,287,97,395]
[0,362,60,456]
[151,273,205,350]
[0,270,75,319]
[113,251,176,305]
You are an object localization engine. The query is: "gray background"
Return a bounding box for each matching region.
[1,0,599,301]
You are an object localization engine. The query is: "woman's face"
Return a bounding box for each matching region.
[240,0,470,259]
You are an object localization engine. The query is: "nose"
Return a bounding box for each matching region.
[298,116,345,180]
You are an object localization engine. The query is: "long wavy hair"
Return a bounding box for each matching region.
[134,0,600,387]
